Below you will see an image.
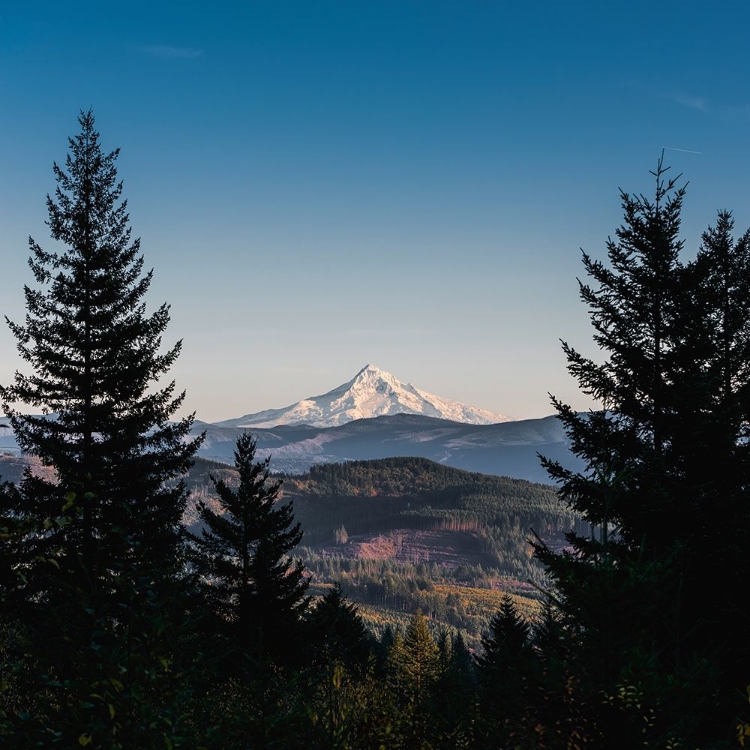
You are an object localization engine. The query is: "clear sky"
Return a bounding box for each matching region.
[1,1,749,422]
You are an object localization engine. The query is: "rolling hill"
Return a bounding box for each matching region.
[193,412,582,483]
[184,455,580,643]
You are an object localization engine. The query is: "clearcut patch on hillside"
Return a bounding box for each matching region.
[315,528,501,569]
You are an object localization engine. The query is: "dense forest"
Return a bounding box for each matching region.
[184,455,575,644]
[2,113,750,748]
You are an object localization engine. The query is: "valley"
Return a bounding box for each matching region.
[183,455,578,645]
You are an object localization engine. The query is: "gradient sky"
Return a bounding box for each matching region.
[1,1,749,422]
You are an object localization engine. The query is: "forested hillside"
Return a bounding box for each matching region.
[184,455,574,643]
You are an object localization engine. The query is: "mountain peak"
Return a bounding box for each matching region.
[358,363,381,374]
[350,364,401,389]
[353,364,391,381]
[215,366,513,429]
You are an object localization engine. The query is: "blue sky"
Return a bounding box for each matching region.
[1,1,749,421]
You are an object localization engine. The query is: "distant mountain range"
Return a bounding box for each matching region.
[193,413,580,484]
[216,364,512,429]
[1,366,580,483]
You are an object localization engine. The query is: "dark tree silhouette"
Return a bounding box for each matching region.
[0,110,202,748]
[536,158,750,745]
[0,110,201,593]
[476,594,531,674]
[474,594,535,746]
[433,630,476,738]
[307,583,372,674]
[187,432,309,668]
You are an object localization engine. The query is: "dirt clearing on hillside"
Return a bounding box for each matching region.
[315,528,500,569]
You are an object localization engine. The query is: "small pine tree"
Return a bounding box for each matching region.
[475,594,535,745]
[475,594,531,677]
[433,630,477,737]
[400,610,439,702]
[333,525,348,545]
[188,432,309,669]
[307,583,372,674]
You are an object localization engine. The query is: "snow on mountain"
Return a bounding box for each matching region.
[215,364,513,429]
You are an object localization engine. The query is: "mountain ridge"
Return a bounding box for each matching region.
[194,412,580,483]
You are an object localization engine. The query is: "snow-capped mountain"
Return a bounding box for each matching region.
[215,364,513,429]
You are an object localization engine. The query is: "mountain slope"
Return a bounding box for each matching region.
[215,364,511,428]
[194,412,581,483]
[182,455,577,644]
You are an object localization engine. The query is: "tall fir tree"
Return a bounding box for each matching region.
[670,210,750,694]
[536,159,687,670]
[0,110,200,593]
[536,159,750,745]
[0,110,202,748]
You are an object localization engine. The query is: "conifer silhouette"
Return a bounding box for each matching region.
[188,432,309,668]
[1,110,201,593]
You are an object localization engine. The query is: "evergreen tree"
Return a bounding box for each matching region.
[0,110,200,593]
[187,431,309,668]
[535,159,688,679]
[475,594,535,747]
[375,624,396,674]
[0,110,202,749]
[434,631,477,740]
[532,596,567,667]
[307,583,372,674]
[305,586,374,750]
[475,594,531,678]
[680,212,750,681]
[401,610,439,701]
[450,632,475,689]
[541,157,686,553]
[383,615,440,747]
[386,629,409,695]
[537,159,750,745]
